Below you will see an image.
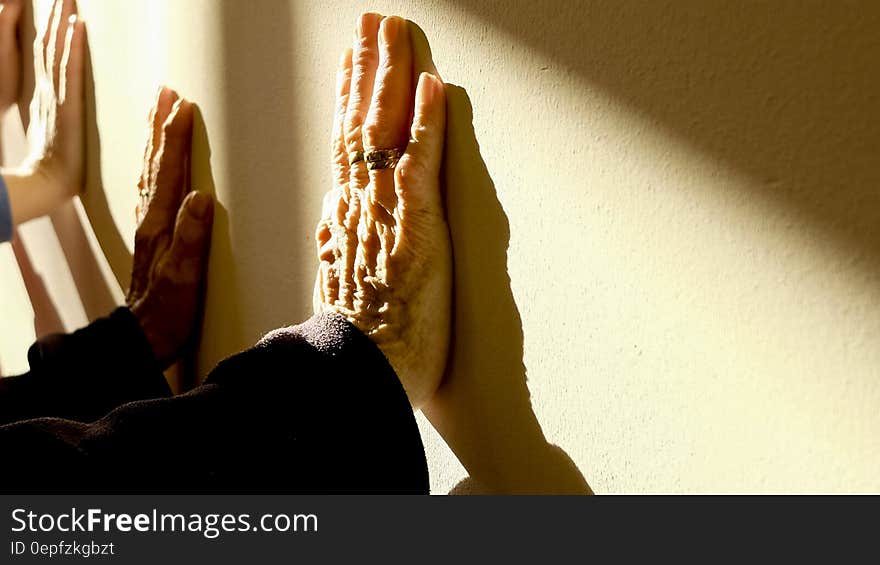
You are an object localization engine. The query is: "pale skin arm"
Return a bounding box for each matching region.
[1,0,85,227]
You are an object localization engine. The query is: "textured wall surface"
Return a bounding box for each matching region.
[1,1,878,492]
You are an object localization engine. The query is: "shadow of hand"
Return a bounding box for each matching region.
[421,83,591,494]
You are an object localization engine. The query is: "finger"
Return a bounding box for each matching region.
[331,48,353,191]
[352,202,381,312]
[334,189,363,310]
[137,87,178,223]
[51,0,76,89]
[320,48,355,309]
[396,72,446,214]
[0,0,22,38]
[40,0,60,78]
[147,97,193,226]
[163,190,214,286]
[344,12,382,191]
[0,1,22,77]
[316,187,350,307]
[135,95,193,295]
[363,16,413,212]
[58,15,83,105]
[128,93,188,307]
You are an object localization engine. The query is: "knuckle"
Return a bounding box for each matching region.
[163,254,200,286]
[344,108,367,141]
[177,224,202,249]
[349,163,370,189]
[159,262,187,286]
[362,119,383,146]
[332,160,348,186]
[352,43,378,68]
[410,122,432,142]
[332,144,348,168]
[394,157,423,186]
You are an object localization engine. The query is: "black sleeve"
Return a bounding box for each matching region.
[0,312,428,494]
[0,307,171,425]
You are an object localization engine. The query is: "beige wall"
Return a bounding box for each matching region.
[1,0,878,492]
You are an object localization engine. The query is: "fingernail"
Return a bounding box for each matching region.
[382,16,400,44]
[357,12,380,39]
[357,14,370,38]
[187,192,212,219]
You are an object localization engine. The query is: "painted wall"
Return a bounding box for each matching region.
[1,0,878,492]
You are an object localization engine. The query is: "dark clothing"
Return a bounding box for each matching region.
[0,308,428,493]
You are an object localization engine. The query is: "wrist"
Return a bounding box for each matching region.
[30,156,79,199]
[0,167,67,225]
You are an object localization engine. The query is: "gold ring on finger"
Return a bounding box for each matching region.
[364,147,404,171]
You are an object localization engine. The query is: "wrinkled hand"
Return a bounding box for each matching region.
[24,0,84,199]
[315,14,451,408]
[127,87,213,368]
[0,0,22,113]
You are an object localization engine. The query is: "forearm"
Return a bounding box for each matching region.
[0,307,171,425]
[0,313,428,493]
[423,388,592,495]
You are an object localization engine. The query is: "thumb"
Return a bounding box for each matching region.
[164,191,214,284]
[396,72,446,213]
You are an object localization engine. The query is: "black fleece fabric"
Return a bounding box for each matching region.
[0,308,428,493]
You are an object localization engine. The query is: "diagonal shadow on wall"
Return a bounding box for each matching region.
[450,0,880,273]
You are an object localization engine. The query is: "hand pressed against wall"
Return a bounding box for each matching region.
[314,14,451,408]
[1,0,87,226]
[26,0,85,199]
[128,87,214,369]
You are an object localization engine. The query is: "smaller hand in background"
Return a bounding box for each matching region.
[0,0,22,114]
[127,87,214,369]
[24,0,85,200]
